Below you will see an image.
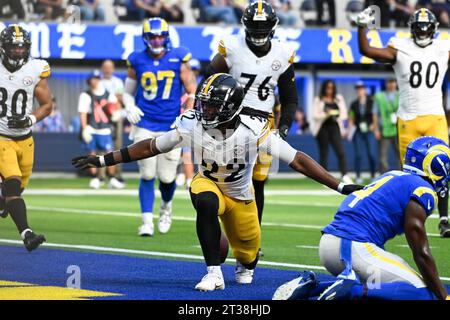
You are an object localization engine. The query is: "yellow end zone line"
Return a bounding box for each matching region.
[0,239,449,283]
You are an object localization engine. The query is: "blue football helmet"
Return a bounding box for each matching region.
[403,136,450,196]
[142,18,171,55]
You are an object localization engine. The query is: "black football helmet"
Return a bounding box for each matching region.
[408,8,438,48]
[0,25,31,72]
[241,0,279,47]
[195,73,244,130]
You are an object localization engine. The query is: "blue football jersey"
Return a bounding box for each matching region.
[127,47,191,132]
[322,171,438,248]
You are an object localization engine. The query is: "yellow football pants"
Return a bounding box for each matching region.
[190,175,260,265]
[0,136,34,189]
[397,115,449,165]
[253,115,275,181]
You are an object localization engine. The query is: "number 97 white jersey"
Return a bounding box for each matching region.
[388,37,450,120]
[218,34,295,113]
[0,58,50,138]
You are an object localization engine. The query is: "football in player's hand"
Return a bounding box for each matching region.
[220,231,229,264]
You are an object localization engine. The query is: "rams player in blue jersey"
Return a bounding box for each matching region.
[123,18,197,237]
[273,136,450,300]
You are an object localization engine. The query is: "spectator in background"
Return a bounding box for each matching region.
[0,0,25,19]
[71,0,105,21]
[161,0,184,22]
[271,0,298,26]
[34,96,67,133]
[230,0,247,21]
[373,78,400,174]
[130,0,162,20]
[312,80,352,183]
[315,0,335,26]
[34,0,66,20]
[101,59,125,181]
[365,0,413,27]
[348,82,376,184]
[200,0,239,24]
[78,70,124,190]
[418,0,450,27]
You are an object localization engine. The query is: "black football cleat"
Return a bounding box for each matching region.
[0,209,8,218]
[23,231,46,252]
[439,220,450,238]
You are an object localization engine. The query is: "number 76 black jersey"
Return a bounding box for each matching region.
[0,58,50,138]
[388,37,449,120]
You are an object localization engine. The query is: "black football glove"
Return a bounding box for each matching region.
[71,155,102,170]
[7,115,33,129]
[278,124,289,140]
[340,183,365,195]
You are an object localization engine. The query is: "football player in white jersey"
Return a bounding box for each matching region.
[72,73,363,291]
[356,8,450,237]
[0,25,53,251]
[202,0,299,236]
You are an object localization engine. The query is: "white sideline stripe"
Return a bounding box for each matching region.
[1,239,448,282]
[23,189,442,219]
[0,239,326,271]
[296,245,319,249]
[24,189,340,196]
[27,206,324,229]
[26,206,442,233]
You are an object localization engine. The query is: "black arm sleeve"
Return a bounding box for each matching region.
[277,64,299,131]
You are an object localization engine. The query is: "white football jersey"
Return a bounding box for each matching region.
[167,110,296,200]
[0,58,50,138]
[218,34,295,113]
[388,37,450,120]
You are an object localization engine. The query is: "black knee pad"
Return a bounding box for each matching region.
[194,192,219,213]
[3,179,21,197]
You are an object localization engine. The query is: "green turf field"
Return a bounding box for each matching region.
[1,177,449,281]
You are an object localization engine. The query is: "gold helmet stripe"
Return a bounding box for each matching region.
[203,73,224,94]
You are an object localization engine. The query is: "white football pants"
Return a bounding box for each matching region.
[319,233,426,288]
[132,126,181,183]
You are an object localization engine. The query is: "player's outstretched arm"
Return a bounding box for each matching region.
[357,27,397,64]
[289,151,363,195]
[404,199,448,300]
[72,129,182,169]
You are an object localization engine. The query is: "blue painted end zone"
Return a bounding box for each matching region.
[0,245,334,300]
[2,245,449,300]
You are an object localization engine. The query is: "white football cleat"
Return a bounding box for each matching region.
[158,202,172,234]
[235,261,254,284]
[138,223,154,237]
[89,177,101,189]
[195,267,225,291]
[342,174,354,184]
[108,177,125,189]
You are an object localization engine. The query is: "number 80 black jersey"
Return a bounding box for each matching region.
[388,37,450,120]
[0,58,50,138]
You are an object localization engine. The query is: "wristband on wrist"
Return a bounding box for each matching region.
[29,115,37,126]
[98,155,106,167]
[120,148,132,163]
[104,152,116,166]
[337,182,345,194]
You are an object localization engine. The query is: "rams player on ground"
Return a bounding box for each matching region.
[356,8,450,237]
[203,1,299,234]
[274,137,450,300]
[72,73,362,291]
[123,18,197,237]
[0,25,53,251]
